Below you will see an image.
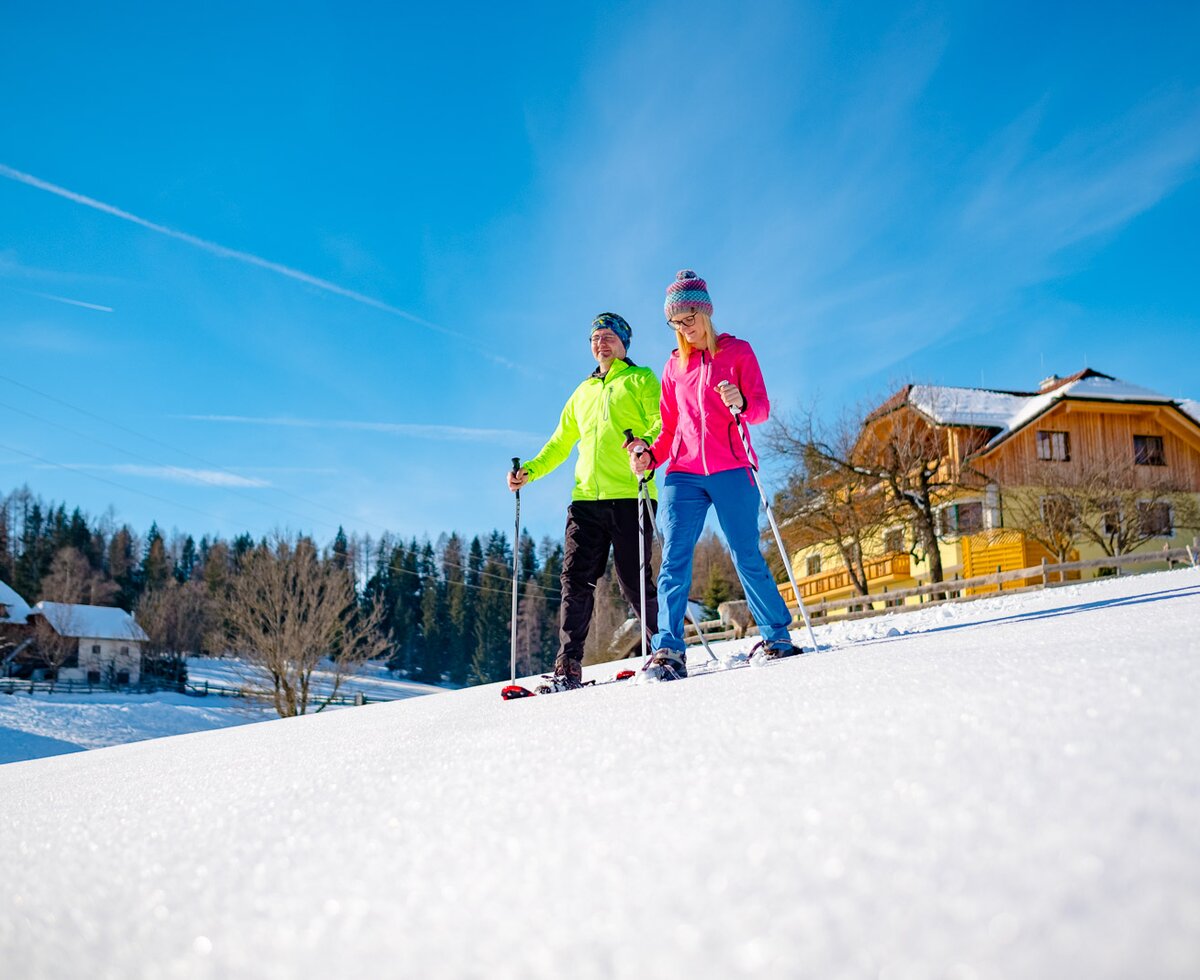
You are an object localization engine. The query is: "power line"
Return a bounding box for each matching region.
[0,374,556,591]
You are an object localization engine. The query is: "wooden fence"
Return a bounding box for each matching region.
[0,675,371,706]
[680,541,1199,643]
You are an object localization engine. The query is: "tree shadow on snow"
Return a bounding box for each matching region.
[866,582,1200,646]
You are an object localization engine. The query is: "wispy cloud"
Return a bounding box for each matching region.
[0,163,530,373]
[47,463,271,488]
[179,414,542,443]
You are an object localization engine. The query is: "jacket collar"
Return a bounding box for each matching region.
[590,357,637,380]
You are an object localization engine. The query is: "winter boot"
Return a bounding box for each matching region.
[548,656,583,691]
[646,648,688,681]
[751,639,804,660]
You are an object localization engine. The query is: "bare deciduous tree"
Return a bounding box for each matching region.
[137,578,216,684]
[224,536,386,718]
[41,547,118,606]
[30,608,81,689]
[767,408,894,595]
[1005,462,1200,563]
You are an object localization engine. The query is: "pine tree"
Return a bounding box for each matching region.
[538,536,564,667]
[441,533,471,685]
[141,523,171,595]
[702,564,734,612]
[417,542,446,682]
[0,501,13,584]
[107,526,139,610]
[471,532,511,684]
[175,535,198,583]
[331,526,350,571]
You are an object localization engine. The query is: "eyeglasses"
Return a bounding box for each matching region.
[668,313,699,330]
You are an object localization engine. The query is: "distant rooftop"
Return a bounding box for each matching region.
[1,581,32,625]
[32,602,149,642]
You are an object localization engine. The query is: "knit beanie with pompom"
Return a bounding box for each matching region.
[664,270,713,320]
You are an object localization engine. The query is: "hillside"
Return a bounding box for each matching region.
[2,568,1199,978]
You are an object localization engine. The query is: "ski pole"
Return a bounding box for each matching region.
[624,430,719,666]
[622,430,652,666]
[717,383,821,654]
[510,456,521,684]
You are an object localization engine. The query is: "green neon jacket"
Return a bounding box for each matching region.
[523,358,662,501]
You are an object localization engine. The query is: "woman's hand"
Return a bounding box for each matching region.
[716,381,745,411]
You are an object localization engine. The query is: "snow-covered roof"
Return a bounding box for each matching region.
[32,602,149,642]
[0,580,32,625]
[982,371,1178,451]
[883,370,1195,456]
[907,385,1030,429]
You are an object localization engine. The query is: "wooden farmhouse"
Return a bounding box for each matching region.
[783,369,1200,609]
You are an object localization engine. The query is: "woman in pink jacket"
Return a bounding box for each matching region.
[629,270,801,679]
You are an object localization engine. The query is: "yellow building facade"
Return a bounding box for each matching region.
[781,370,1200,611]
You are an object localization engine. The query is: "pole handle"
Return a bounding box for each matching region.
[716,381,742,416]
[511,456,521,474]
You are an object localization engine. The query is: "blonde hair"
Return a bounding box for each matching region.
[675,311,720,367]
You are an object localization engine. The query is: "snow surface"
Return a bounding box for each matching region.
[1183,399,1200,426]
[0,658,442,764]
[2,568,1199,979]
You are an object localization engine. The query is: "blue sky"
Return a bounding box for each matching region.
[3,0,1199,550]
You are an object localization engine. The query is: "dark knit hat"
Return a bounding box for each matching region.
[591,312,632,350]
[664,269,713,320]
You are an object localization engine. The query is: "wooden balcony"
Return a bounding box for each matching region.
[779,552,912,605]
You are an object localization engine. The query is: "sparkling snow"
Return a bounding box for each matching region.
[2,568,1199,979]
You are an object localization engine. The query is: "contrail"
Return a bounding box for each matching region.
[26,290,113,313]
[0,163,473,345]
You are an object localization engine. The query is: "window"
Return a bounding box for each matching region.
[940,501,983,536]
[1036,430,1071,461]
[884,528,905,553]
[1137,501,1173,537]
[120,646,129,656]
[805,555,822,576]
[1134,434,1166,466]
[91,644,101,654]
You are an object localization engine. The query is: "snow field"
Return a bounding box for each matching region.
[1,568,1198,979]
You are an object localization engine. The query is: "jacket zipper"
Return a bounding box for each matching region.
[699,352,709,475]
[591,376,615,499]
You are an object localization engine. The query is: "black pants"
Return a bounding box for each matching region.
[558,498,658,664]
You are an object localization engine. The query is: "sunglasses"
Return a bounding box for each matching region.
[668,313,699,330]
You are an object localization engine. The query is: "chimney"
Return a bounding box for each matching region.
[1038,374,1061,393]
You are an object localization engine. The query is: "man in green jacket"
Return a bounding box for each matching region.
[507,313,662,689]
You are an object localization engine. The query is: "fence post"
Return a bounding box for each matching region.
[996,564,1003,592]
[1041,558,1048,588]
[354,692,365,707]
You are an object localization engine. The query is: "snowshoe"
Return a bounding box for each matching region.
[643,650,688,681]
[749,639,805,660]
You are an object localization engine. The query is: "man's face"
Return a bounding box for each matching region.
[590,327,626,362]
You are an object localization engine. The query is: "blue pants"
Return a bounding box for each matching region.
[653,468,793,653]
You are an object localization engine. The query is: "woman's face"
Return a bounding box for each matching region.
[670,310,706,345]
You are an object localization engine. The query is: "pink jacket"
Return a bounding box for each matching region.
[648,334,769,476]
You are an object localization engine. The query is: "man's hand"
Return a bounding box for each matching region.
[507,467,529,491]
[716,381,744,411]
